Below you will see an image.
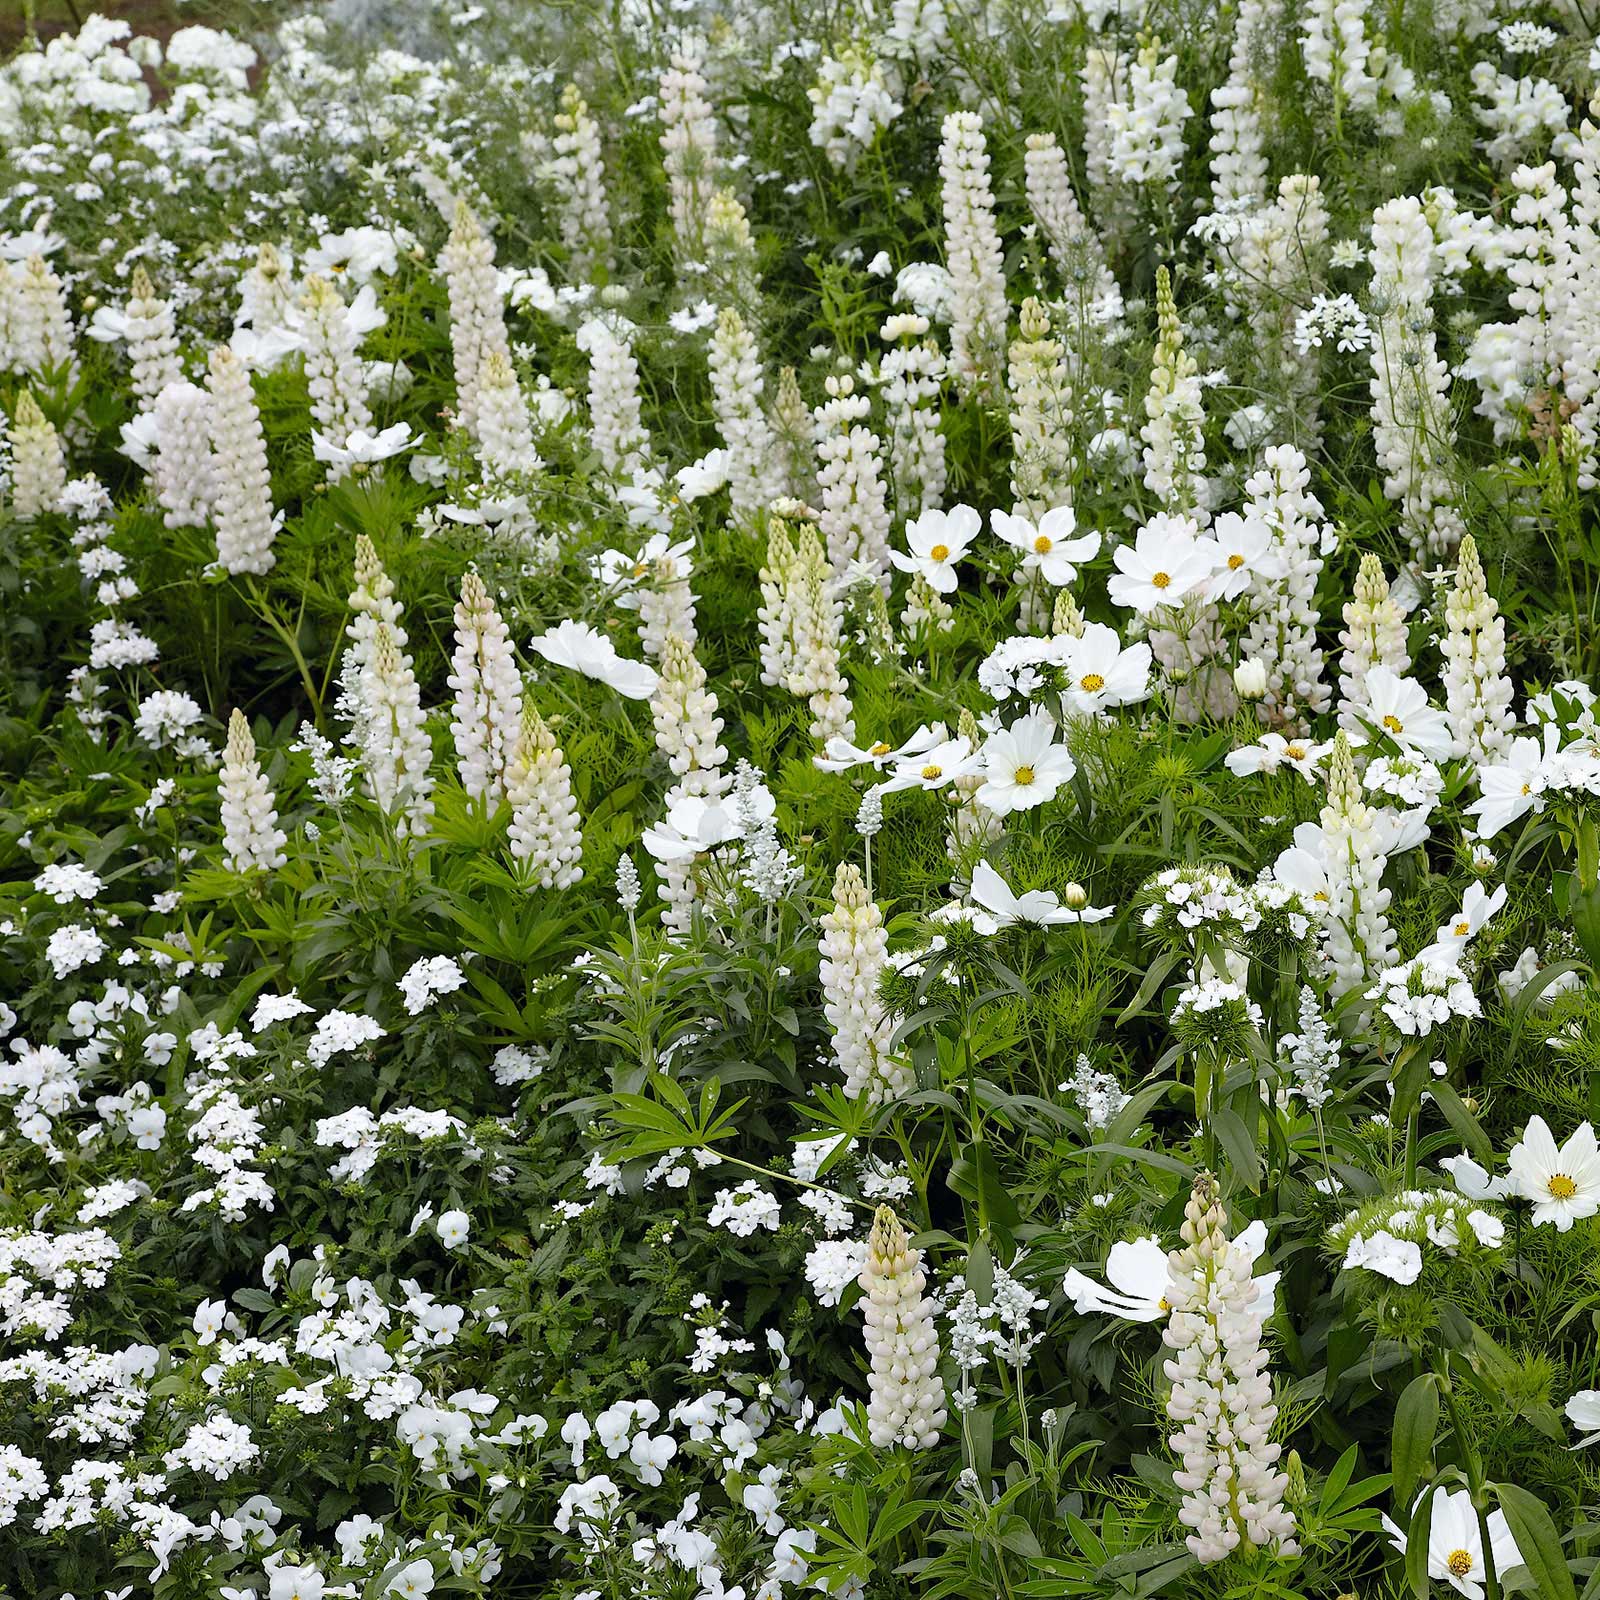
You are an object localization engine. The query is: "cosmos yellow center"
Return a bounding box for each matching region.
[1157,1296,1170,1312]
[921,764,943,781]
[870,742,891,756]
[1152,571,1172,589]
[1549,1173,1578,1200]
[1080,672,1106,692]
[1286,745,1306,760]
[1382,714,1404,734]
[1446,1551,1473,1578]
[1034,534,1053,554]
[1313,890,1329,902]
[1454,920,1470,936]
[1227,553,1245,570]
[1014,764,1036,785]
[1522,782,1532,795]
[930,543,950,561]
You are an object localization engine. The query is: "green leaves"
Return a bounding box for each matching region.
[1391,1373,1439,1509]
[597,1070,747,1161]
[1496,1481,1579,1600]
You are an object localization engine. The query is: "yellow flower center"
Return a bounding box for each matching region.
[1152,571,1172,589]
[1080,672,1106,692]
[1014,764,1036,785]
[930,543,950,562]
[1227,553,1245,570]
[921,764,943,781]
[870,742,891,756]
[1034,534,1053,554]
[1313,890,1329,902]
[1522,782,1532,795]
[1381,714,1404,734]
[1454,920,1470,936]
[1447,1551,1474,1579]
[1286,745,1306,761]
[1157,1296,1170,1313]
[1549,1173,1578,1200]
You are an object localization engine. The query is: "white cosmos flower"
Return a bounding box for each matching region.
[529,619,659,700]
[1566,1389,1600,1448]
[311,423,419,469]
[1225,733,1331,780]
[1205,510,1284,601]
[1358,666,1455,761]
[976,708,1076,816]
[968,860,1112,928]
[1059,623,1152,716]
[876,734,979,794]
[815,723,948,774]
[1439,1153,1510,1201]
[1466,731,1555,839]
[890,506,979,593]
[1382,1488,1521,1600]
[642,786,775,862]
[1064,1223,1279,1321]
[1505,1115,1600,1231]
[1420,881,1507,966]
[1106,512,1220,613]
[991,506,1102,587]
[675,448,730,501]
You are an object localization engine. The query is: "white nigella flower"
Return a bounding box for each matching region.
[968,860,1111,928]
[1566,1390,1600,1448]
[975,707,1076,816]
[529,619,659,701]
[1382,1488,1521,1600]
[1358,666,1455,761]
[1107,512,1219,614]
[991,505,1102,587]
[1059,623,1152,716]
[1505,1116,1600,1231]
[890,506,979,593]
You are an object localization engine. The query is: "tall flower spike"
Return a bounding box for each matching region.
[440,202,512,440]
[360,621,435,841]
[651,633,727,797]
[206,345,277,575]
[506,699,584,890]
[8,389,66,519]
[877,314,948,517]
[151,381,214,529]
[299,275,372,477]
[476,350,540,478]
[938,110,1007,397]
[813,373,891,583]
[220,710,288,874]
[1007,297,1075,520]
[124,267,182,407]
[786,521,855,745]
[1337,553,1409,731]
[1319,730,1395,997]
[546,83,612,278]
[820,861,911,1104]
[1142,268,1207,518]
[709,308,782,522]
[1442,535,1514,763]
[1163,1174,1297,1563]
[449,571,523,807]
[577,315,650,478]
[658,41,719,268]
[859,1206,948,1450]
[15,254,78,382]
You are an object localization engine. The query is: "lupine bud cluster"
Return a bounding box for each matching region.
[859,1206,947,1449]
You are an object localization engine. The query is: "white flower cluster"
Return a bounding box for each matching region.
[859,1206,947,1449]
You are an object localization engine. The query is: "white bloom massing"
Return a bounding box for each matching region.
[219,710,288,874]
[507,700,584,890]
[1337,553,1409,731]
[124,266,182,406]
[206,345,277,575]
[938,110,1008,397]
[651,632,728,797]
[299,275,372,477]
[659,42,719,266]
[859,1206,948,1450]
[1441,534,1513,762]
[1320,732,1395,997]
[449,570,523,807]
[1163,1174,1297,1563]
[151,381,214,529]
[821,862,911,1104]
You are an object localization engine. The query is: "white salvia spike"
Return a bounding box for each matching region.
[506,699,584,890]
[859,1205,948,1450]
[206,345,277,576]
[220,710,287,874]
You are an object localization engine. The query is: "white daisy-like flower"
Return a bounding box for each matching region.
[890,506,979,593]
[975,707,1076,816]
[991,506,1102,587]
[1505,1115,1600,1231]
